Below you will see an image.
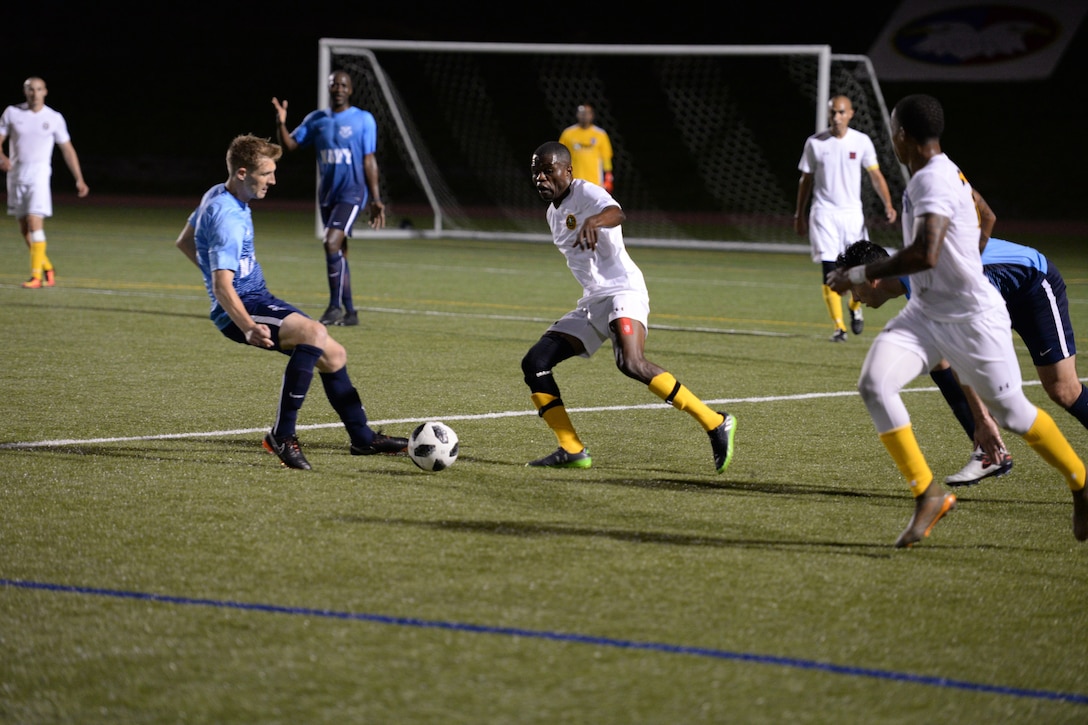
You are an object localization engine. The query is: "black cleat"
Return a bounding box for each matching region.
[262,432,312,470]
[319,306,345,326]
[850,308,864,335]
[351,433,409,456]
[527,447,592,468]
[708,412,737,474]
[335,310,359,326]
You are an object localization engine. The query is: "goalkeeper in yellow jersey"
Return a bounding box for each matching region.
[558,103,614,192]
[523,141,735,473]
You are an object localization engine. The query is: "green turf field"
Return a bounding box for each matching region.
[2,201,1086,723]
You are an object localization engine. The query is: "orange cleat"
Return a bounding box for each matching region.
[43,269,55,286]
[21,277,43,289]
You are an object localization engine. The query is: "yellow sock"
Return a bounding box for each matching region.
[28,241,47,278]
[879,424,934,496]
[822,284,845,331]
[648,372,724,432]
[531,392,584,453]
[1022,408,1086,490]
[848,295,861,313]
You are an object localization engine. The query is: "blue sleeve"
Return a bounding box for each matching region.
[359,110,378,155]
[205,205,245,273]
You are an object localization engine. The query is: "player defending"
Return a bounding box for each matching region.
[795,95,896,342]
[558,103,614,192]
[0,77,89,288]
[175,134,406,470]
[272,70,385,327]
[524,141,735,472]
[827,95,1088,546]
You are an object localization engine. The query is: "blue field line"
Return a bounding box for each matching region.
[4,577,1086,706]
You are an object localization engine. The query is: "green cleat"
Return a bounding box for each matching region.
[527,447,592,469]
[708,413,736,474]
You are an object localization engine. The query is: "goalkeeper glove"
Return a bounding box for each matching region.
[603,172,614,193]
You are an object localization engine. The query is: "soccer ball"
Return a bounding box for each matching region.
[408,421,459,472]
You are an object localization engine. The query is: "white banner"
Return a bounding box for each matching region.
[868,1,1087,80]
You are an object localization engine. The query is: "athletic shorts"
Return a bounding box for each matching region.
[990,263,1077,367]
[880,302,1024,405]
[6,174,52,218]
[808,208,867,263]
[547,292,650,358]
[217,290,307,354]
[320,202,361,238]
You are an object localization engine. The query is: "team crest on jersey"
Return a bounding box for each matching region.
[849,151,857,159]
[565,214,577,230]
[338,125,353,139]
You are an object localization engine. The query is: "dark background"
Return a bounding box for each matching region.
[3,3,1085,222]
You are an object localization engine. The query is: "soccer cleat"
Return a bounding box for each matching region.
[850,308,864,334]
[262,432,312,470]
[708,412,736,474]
[335,310,359,327]
[895,490,956,548]
[944,445,1013,487]
[319,306,345,326]
[527,447,592,468]
[1073,484,1088,542]
[829,329,848,343]
[21,276,43,289]
[350,433,409,456]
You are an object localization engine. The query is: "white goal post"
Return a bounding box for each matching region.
[316,39,907,252]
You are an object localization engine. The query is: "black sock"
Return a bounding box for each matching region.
[272,344,323,439]
[321,366,372,446]
[326,250,344,310]
[1064,384,1088,431]
[930,367,975,440]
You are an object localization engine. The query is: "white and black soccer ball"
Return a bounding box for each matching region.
[408,421,459,472]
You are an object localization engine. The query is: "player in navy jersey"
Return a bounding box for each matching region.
[272,70,385,327]
[175,134,406,470]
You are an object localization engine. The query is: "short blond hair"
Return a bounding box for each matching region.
[226,134,282,174]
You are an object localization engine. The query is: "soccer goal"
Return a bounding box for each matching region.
[317,39,907,252]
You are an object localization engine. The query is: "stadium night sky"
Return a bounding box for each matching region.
[3,3,1086,219]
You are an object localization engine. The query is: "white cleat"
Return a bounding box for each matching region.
[945,445,1013,487]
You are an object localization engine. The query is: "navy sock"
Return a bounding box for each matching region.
[272,344,323,439]
[341,256,354,314]
[321,366,372,446]
[930,367,975,440]
[1064,384,1088,431]
[326,250,344,310]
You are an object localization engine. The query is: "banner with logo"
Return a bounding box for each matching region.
[868,1,1087,80]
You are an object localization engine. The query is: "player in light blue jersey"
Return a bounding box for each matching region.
[175,134,406,470]
[273,70,385,327]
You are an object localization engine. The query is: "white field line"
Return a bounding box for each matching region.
[3,381,1068,450]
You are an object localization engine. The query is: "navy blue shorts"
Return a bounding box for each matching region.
[990,263,1077,367]
[219,290,307,354]
[320,202,361,238]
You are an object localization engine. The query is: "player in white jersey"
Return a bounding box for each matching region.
[795,95,896,342]
[827,94,1088,547]
[522,141,735,473]
[0,77,89,288]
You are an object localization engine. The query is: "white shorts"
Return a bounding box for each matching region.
[547,292,650,358]
[6,174,53,218]
[863,302,1036,433]
[809,208,867,263]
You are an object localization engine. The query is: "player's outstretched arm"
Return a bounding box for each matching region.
[271,98,300,152]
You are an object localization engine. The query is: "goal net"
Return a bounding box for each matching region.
[318,40,907,252]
